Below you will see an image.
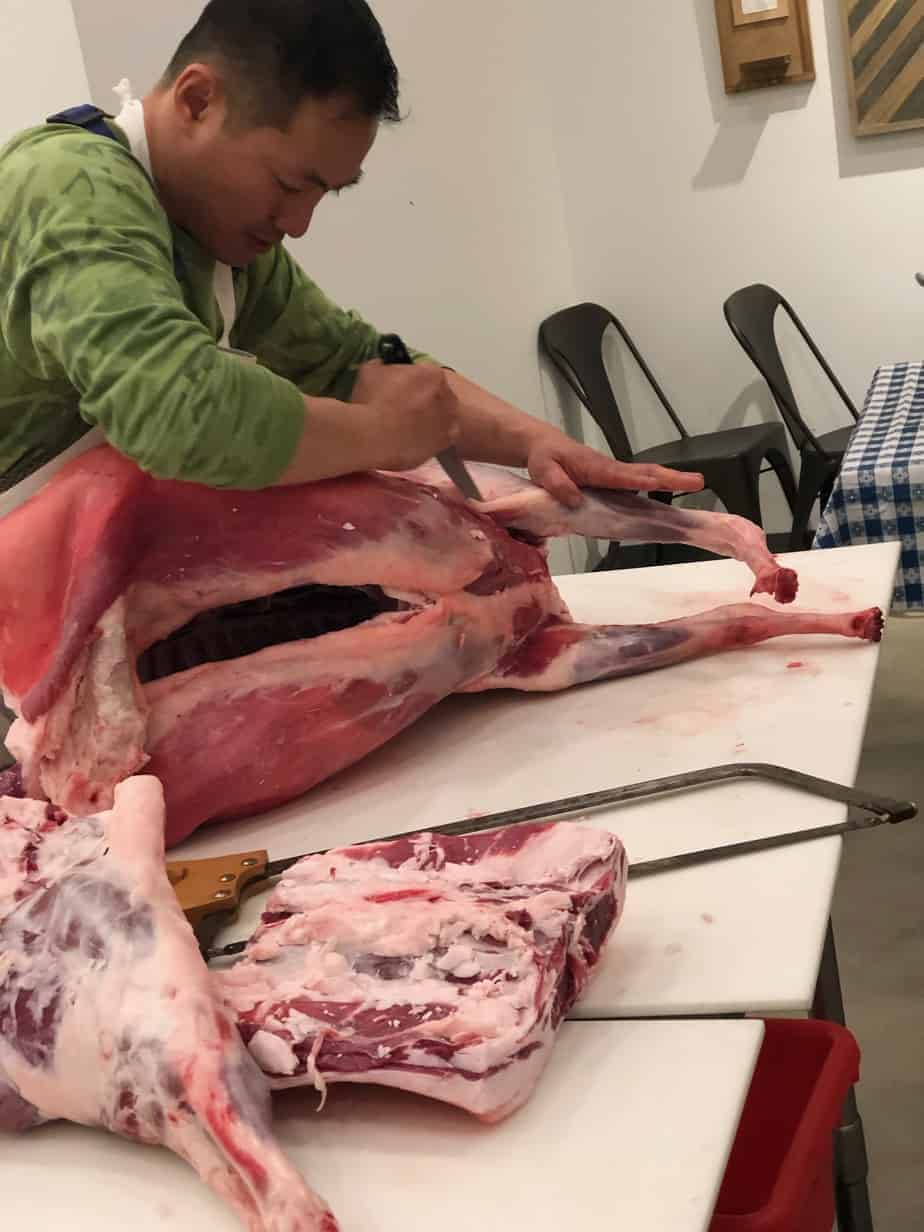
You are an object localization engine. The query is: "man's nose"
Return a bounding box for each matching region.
[275,200,316,239]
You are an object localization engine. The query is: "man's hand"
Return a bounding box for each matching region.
[526,434,704,509]
[278,361,462,487]
[440,371,704,506]
[351,359,461,471]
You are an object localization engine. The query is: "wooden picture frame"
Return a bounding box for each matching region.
[714,0,814,94]
[732,0,790,27]
[840,0,924,137]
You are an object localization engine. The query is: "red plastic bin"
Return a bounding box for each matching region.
[709,1018,861,1232]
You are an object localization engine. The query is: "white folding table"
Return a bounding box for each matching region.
[6,1020,764,1232]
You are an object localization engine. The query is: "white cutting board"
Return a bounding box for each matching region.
[3,1019,764,1232]
[186,541,899,1017]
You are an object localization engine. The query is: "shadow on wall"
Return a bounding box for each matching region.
[690,0,815,191]
[820,0,924,179]
[717,377,781,435]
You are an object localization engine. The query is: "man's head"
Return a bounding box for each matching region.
[145,0,399,266]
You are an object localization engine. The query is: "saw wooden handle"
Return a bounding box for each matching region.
[166,850,269,928]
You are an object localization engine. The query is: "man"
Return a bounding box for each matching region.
[0,0,702,507]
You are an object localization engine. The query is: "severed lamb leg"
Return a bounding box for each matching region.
[464,603,884,692]
[0,776,338,1232]
[215,821,626,1124]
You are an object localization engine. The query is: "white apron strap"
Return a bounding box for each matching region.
[114,77,237,346]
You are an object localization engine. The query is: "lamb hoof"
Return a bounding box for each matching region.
[855,607,884,643]
[751,566,799,605]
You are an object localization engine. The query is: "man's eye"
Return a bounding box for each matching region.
[276,178,301,194]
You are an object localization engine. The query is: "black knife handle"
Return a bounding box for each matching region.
[378,333,413,365]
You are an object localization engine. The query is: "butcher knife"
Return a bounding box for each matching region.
[377,332,484,502]
[163,761,917,957]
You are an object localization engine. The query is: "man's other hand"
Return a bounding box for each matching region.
[527,435,704,509]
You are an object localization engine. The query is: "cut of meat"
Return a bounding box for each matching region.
[0,448,883,845]
[215,821,626,1124]
[0,776,338,1232]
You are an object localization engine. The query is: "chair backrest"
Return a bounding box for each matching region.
[722,283,858,457]
[538,302,688,462]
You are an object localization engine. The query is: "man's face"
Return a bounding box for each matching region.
[165,83,378,267]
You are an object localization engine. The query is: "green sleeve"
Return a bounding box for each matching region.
[234,244,439,401]
[0,131,305,490]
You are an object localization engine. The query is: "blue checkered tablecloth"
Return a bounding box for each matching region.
[814,361,924,610]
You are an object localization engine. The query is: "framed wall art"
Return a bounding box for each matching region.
[714,0,814,93]
[841,0,924,136]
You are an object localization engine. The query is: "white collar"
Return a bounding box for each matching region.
[111,78,235,347]
[111,78,153,181]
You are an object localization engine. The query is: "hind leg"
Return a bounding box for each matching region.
[464,604,883,693]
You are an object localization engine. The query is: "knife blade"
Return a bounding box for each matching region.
[377,332,484,501]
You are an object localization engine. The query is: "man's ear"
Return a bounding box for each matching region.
[170,63,227,130]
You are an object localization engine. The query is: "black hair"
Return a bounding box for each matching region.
[161,0,400,127]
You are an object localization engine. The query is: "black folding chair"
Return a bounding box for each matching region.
[723,284,859,551]
[539,303,797,570]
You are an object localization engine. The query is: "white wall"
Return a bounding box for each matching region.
[0,0,90,142]
[539,0,924,531]
[70,0,580,571]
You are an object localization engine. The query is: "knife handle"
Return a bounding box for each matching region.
[166,849,269,929]
[378,333,413,365]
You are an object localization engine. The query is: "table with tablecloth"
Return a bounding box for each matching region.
[814,360,924,610]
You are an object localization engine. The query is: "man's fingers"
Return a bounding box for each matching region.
[631,465,704,493]
[597,461,704,493]
[533,458,582,509]
[528,442,702,505]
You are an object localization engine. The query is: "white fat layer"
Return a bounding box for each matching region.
[268,1029,557,1123]
[8,601,148,812]
[215,823,626,1121]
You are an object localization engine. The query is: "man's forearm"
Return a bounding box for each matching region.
[446,372,563,466]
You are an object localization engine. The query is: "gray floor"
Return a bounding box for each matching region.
[833,614,924,1229]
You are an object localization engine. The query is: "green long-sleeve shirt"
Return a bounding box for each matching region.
[0,118,428,490]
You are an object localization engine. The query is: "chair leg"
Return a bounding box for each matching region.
[764,447,798,515]
[0,703,13,771]
[789,456,827,552]
[710,464,764,529]
[817,472,837,521]
[592,542,623,572]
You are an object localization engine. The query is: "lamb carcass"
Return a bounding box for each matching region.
[0,446,882,846]
[0,775,337,1231]
[216,820,625,1122]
